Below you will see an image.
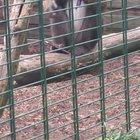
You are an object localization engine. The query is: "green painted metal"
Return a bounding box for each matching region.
[0,0,139,140]
[68,1,80,139]
[4,0,16,139]
[122,0,131,132]
[38,0,49,139]
[97,1,106,139]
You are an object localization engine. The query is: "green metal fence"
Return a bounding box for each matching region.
[0,0,140,140]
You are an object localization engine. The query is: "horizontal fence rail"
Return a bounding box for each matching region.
[0,0,140,140]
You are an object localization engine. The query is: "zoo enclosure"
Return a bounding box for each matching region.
[0,0,140,140]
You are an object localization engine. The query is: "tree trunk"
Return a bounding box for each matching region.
[0,0,34,118]
[14,27,140,86]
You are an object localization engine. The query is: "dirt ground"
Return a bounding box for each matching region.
[0,52,140,140]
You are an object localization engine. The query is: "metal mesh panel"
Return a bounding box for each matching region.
[0,0,140,140]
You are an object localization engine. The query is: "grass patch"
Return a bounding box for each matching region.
[98,129,140,140]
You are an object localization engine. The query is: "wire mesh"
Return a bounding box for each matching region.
[0,0,140,140]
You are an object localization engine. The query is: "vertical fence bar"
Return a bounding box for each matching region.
[122,0,131,132]
[38,0,49,139]
[109,0,113,33]
[98,0,106,139]
[68,1,80,139]
[3,0,16,139]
